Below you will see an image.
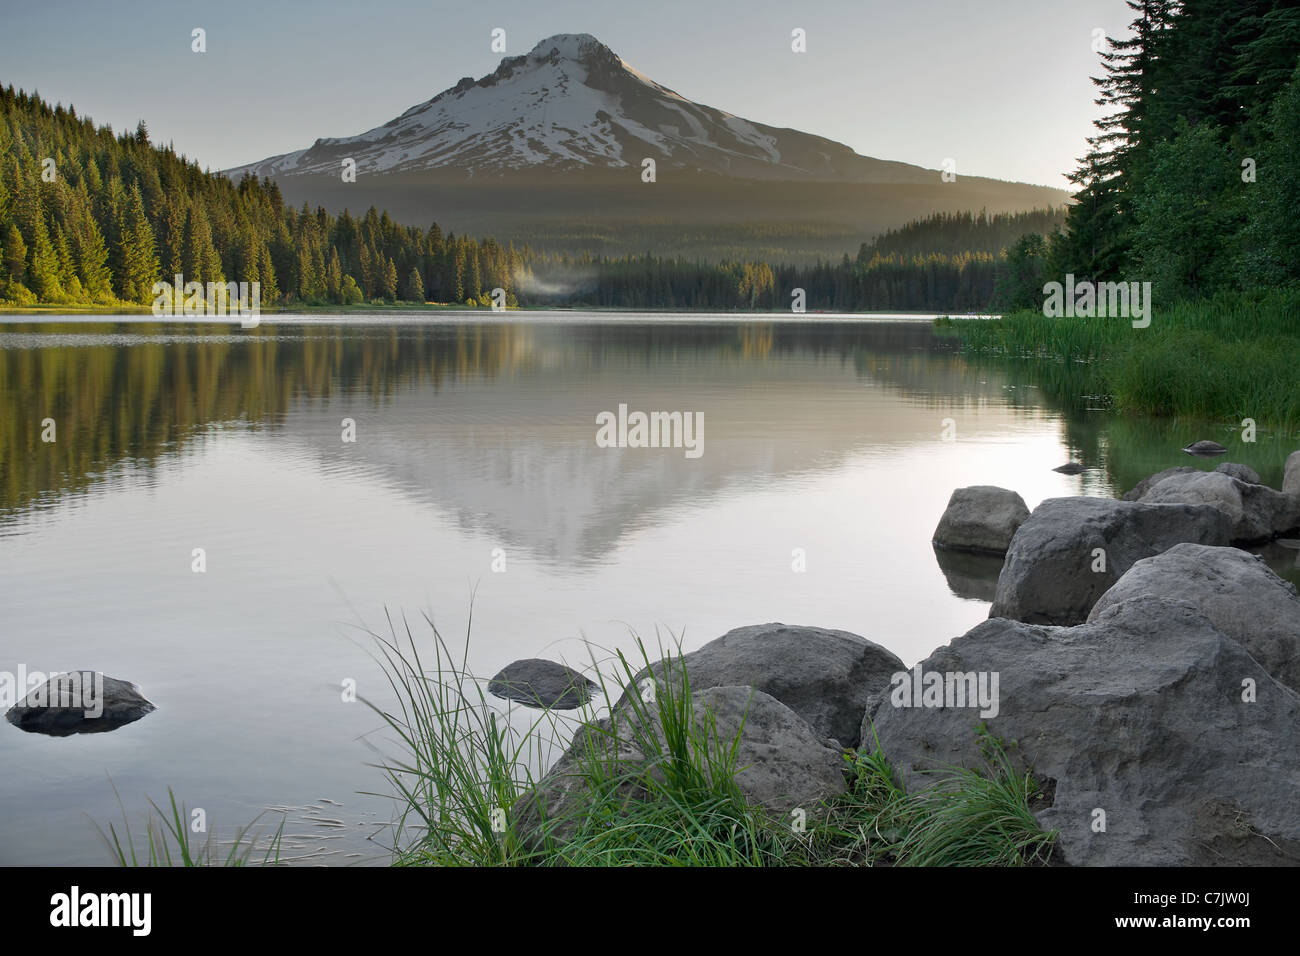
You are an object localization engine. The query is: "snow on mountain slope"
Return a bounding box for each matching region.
[225,33,933,183]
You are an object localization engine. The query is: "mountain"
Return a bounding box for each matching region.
[225,34,1070,261]
[230,34,938,185]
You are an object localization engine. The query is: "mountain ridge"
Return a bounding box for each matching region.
[222,32,1070,262]
[227,32,993,186]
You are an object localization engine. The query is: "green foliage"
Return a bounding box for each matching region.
[1130,119,1243,300]
[991,232,1049,312]
[944,288,1300,431]
[1237,63,1300,288]
[363,613,1056,867]
[1056,0,1300,302]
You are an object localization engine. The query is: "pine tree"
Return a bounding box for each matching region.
[404,267,424,302]
[326,247,343,302]
[381,256,398,301]
[3,222,27,284]
[116,183,158,303]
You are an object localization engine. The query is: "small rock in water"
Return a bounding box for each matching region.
[488,659,598,710]
[1053,462,1085,474]
[5,671,155,736]
[1183,440,1227,457]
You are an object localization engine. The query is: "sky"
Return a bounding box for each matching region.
[0,0,1137,189]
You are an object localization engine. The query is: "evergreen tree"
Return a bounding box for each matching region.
[404,267,423,302]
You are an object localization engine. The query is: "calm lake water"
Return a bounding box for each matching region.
[2,312,1296,866]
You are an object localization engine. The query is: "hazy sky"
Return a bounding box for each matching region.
[1,0,1136,188]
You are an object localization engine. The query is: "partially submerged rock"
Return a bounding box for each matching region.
[869,597,1300,866]
[989,496,1232,625]
[1052,462,1085,475]
[5,672,155,736]
[614,623,903,748]
[1088,543,1300,693]
[932,485,1029,556]
[488,659,598,710]
[1183,439,1228,456]
[1140,470,1299,543]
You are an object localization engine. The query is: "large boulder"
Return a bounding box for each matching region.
[1285,450,1300,498]
[5,672,155,736]
[488,659,598,710]
[1088,543,1300,693]
[1121,466,1196,501]
[932,486,1030,555]
[869,599,1300,866]
[989,497,1232,625]
[614,623,904,748]
[1141,470,1299,542]
[516,685,847,849]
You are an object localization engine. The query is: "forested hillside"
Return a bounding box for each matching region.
[1000,0,1300,308]
[0,82,1058,313]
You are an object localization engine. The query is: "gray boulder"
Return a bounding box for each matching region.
[1121,466,1197,501]
[614,623,904,748]
[1089,543,1300,693]
[1141,470,1299,542]
[6,672,155,736]
[932,485,1030,555]
[1215,462,1262,484]
[1285,450,1300,498]
[516,685,847,849]
[989,496,1232,625]
[869,599,1300,866]
[488,659,598,710]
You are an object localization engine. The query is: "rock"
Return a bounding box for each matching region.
[516,685,847,848]
[1285,450,1300,498]
[1121,466,1197,501]
[869,598,1300,865]
[932,486,1030,555]
[1183,439,1228,456]
[614,623,904,748]
[932,545,1004,602]
[1053,462,1085,475]
[1215,462,1262,484]
[488,659,598,710]
[989,496,1233,625]
[1141,470,1299,543]
[5,672,155,736]
[1088,543,1300,693]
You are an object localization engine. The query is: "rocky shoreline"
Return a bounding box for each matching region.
[509,450,1300,865]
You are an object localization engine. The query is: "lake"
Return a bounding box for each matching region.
[1,312,1295,865]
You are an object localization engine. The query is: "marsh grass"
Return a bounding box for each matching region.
[95,780,284,867]
[938,288,1300,432]
[361,616,1057,867]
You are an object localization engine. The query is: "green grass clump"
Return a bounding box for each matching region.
[940,288,1300,433]
[890,728,1057,867]
[362,615,1056,867]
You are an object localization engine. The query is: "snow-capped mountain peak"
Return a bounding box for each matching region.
[225,33,920,183]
